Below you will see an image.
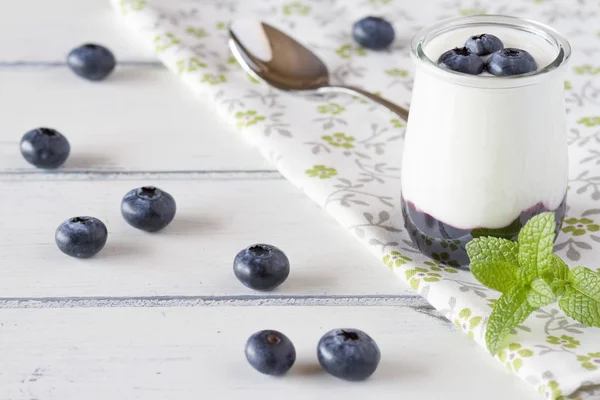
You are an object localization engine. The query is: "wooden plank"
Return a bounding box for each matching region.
[0,306,538,400]
[0,179,413,299]
[0,0,154,63]
[0,68,270,173]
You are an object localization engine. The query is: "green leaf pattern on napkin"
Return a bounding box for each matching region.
[499,343,535,373]
[454,308,483,340]
[113,0,600,398]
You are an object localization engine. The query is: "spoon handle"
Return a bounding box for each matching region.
[320,85,409,121]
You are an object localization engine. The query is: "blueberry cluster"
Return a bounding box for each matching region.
[19,44,176,258]
[233,247,380,379]
[245,328,380,381]
[20,43,116,169]
[54,185,177,258]
[19,126,179,259]
[21,35,385,382]
[438,33,538,76]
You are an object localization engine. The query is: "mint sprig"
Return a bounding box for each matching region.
[466,212,600,355]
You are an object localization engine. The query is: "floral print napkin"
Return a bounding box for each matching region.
[112,0,600,398]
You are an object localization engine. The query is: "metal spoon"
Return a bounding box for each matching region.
[228,19,409,121]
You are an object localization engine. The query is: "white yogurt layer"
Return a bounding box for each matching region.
[401,25,568,230]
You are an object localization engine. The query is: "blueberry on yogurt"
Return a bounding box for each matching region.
[438,47,484,75]
[487,48,538,76]
[465,33,504,56]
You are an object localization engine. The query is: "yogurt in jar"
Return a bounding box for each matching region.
[400,16,571,267]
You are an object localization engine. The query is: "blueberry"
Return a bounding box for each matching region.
[55,216,108,258]
[233,244,290,291]
[438,47,484,75]
[67,44,116,81]
[317,328,380,381]
[20,128,70,169]
[245,330,296,376]
[121,186,176,232]
[465,34,504,56]
[486,48,538,76]
[352,16,395,50]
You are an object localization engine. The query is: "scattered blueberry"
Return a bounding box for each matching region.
[233,244,290,291]
[438,47,484,75]
[352,16,395,50]
[465,34,504,56]
[20,128,70,169]
[55,216,108,258]
[486,48,538,76]
[317,328,380,381]
[121,186,176,232]
[67,43,116,81]
[245,330,296,376]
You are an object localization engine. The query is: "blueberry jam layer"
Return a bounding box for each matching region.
[401,196,567,268]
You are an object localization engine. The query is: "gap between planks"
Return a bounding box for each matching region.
[0,170,281,181]
[0,294,435,310]
[0,60,163,68]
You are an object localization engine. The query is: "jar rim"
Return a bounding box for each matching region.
[410,15,571,88]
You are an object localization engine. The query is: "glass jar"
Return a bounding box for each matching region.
[401,15,571,267]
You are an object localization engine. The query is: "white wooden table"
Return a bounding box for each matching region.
[0,1,540,399]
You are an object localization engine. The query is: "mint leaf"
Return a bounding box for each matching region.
[471,261,518,293]
[551,254,569,296]
[559,267,600,327]
[527,278,557,308]
[551,254,569,280]
[466,237,519,264]
[518,212,556,282]
[486,285,534,355]
[467,238,520,293]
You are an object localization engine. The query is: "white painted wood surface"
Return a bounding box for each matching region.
[0,68,271,172]
[0,307,538,400]
[0,179,412,298]
[0,0,540,399]
[0,0,155,62]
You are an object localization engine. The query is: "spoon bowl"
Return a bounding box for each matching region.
[229,19,409,120]
[230,22,328,92]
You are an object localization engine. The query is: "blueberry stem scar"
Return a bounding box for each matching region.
[69,217,90,223]
[39,128,57,136]
[338,330,360,341]
[267,334,281,344]
[249,245,272,257]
